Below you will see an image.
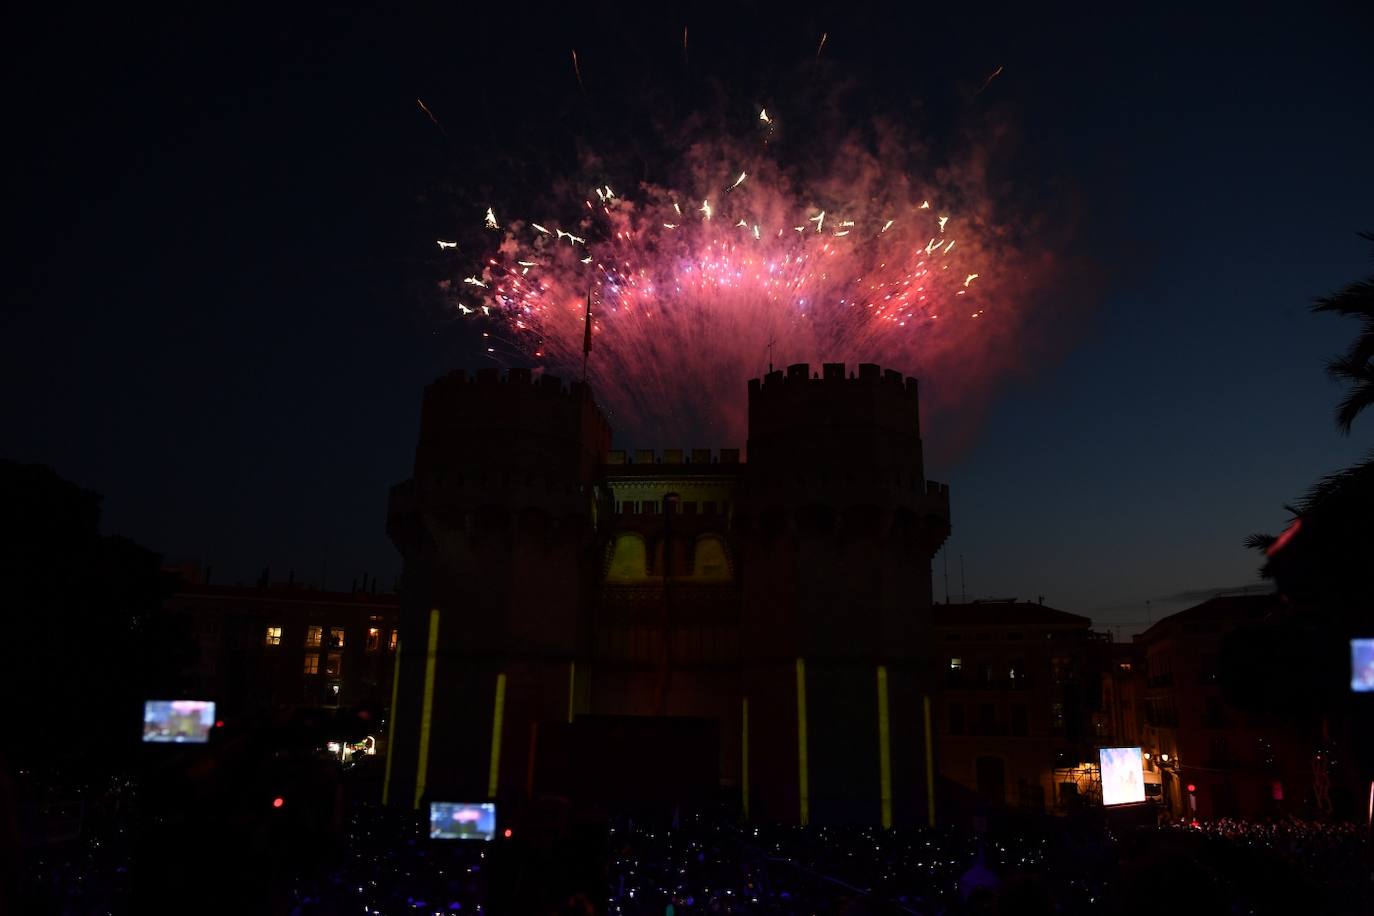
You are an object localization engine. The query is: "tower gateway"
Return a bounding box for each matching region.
[385,362,950,825]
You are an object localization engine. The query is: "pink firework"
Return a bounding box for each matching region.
[439,127,1056,449]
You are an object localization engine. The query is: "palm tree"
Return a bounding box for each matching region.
[1249,231,1374,609]
[1313,231,1374,433]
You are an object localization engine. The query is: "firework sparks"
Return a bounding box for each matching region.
[485,208,499,230]
[571,49,584,92]
[759,108,772,124]
[436,240,458,250]
[816,32,828,58]
[431,121,1052,444]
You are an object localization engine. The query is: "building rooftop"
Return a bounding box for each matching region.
[1137,593,1278,642]
[933,599,1090,628]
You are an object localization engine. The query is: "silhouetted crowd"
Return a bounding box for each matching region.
[15,771,1374,915]
[1160,816,1371,905]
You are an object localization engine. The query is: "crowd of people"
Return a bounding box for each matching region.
[1160,816,1372,906]
[14,771,1374,915]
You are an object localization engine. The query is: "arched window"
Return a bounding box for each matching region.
[605,534,648,582]
[693,536,732,580]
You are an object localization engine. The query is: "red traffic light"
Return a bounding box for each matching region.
[215,720,225,728]
[272,797,285,809]
[1187,784,1196,793]
[503,828,513,838]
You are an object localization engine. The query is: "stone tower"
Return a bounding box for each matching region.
[738,363,950,824]
[385,367,610,807]
[384,361,950,826]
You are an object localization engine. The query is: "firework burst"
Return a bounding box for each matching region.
[435,119,1052,446]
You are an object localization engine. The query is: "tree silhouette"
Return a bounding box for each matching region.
[1313,231,1374,433]
[0,460,185,772]
[1248,232,1374,610]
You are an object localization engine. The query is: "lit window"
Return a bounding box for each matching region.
[949,657,962,671]
[328,627,345,648]
[1118,662,1133,673]
[325,652,342,678]
[265,626,282,647]
[304,653,320,675]
[367,627,381,651]
[389,629,398,652]
[305,626,323,648]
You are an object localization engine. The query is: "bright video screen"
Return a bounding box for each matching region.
[143,700,216,744]
[430,802,497,841]
[1352,639,1374,692]
[1099,746,1146,806]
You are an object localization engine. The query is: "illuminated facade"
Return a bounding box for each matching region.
[164,584,399,716]
[385,363,950,824]
[933,601,1128,813]
[1137,595,1314,820]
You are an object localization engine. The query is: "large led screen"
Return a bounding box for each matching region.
[430,802,497,841]
[1352,639,1374,692]
[1099,746,1146,806]
[143,700,216,744]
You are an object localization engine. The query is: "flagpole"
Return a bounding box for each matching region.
[581,280,592,384]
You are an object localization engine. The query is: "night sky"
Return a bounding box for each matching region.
[6,5,1372,636]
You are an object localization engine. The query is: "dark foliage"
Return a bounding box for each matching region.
[1249,232,1374,610]
[0,459,186,770]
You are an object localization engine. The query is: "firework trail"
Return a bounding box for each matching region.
[433,116,1063,448]
[975,65,1004,96]
[571,49,585,92]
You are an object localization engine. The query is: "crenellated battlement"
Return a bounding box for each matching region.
[412,367,612,484]
[604,448,742,466]
[748,362,920,398]
[747,362,923,455]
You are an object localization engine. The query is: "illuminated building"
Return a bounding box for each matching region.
[385,363,950,823]
[163,583,399,717]
[1136,594,1319,819]
[933,600,1128,813]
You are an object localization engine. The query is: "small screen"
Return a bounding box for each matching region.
[1099,746,1146,806]
[1351,639,1374,692]
[143,700,216,744]
[430,802,497,841]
